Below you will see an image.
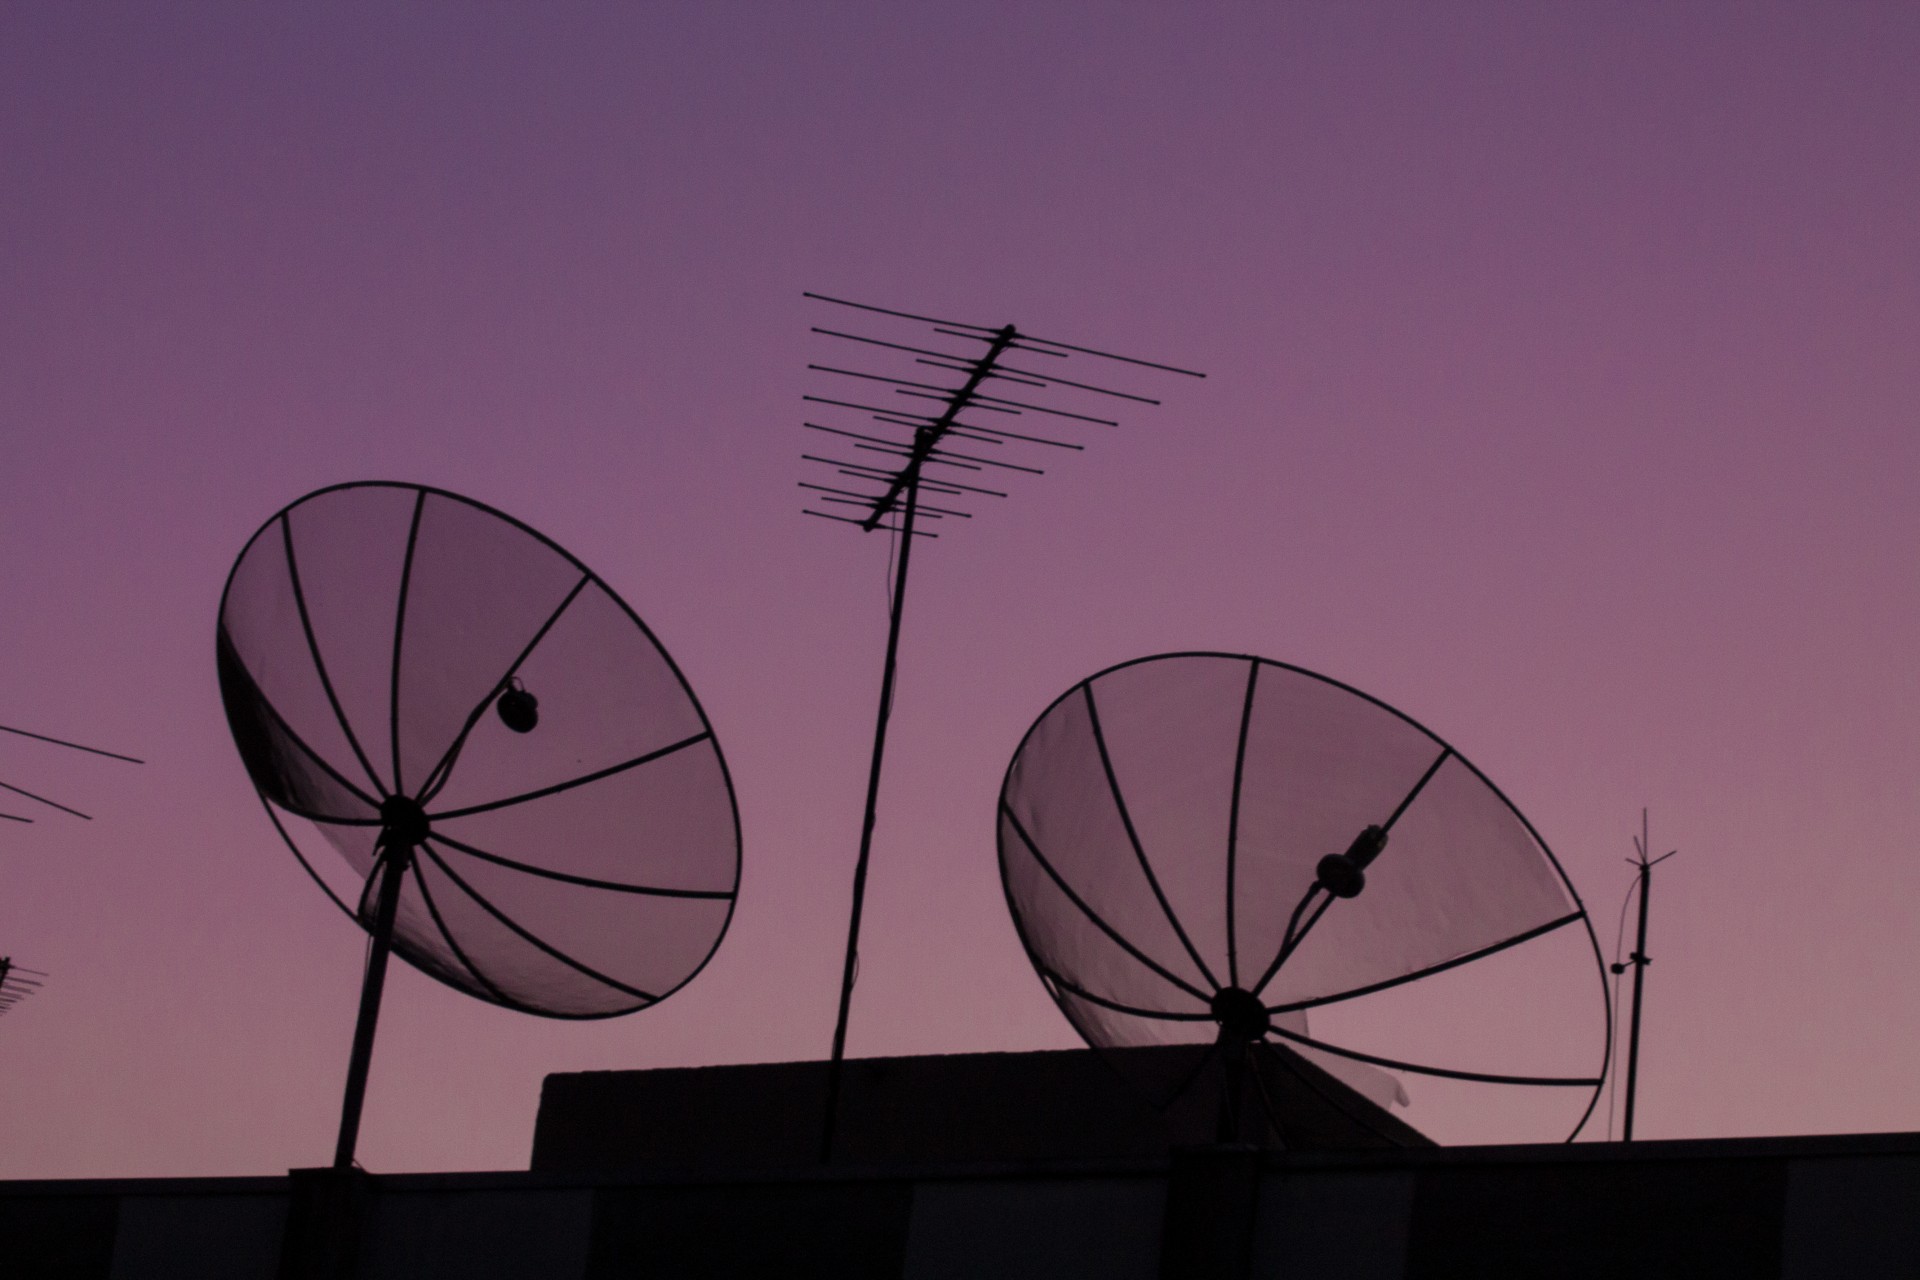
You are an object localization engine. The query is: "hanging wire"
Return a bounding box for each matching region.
[884,515,899,614]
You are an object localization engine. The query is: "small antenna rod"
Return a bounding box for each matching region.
[0,722,144,764]
[0,721,143,824]
[1614,808,1675,1142]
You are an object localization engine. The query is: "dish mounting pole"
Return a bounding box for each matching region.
[334,810,421,1170]
[1617,808,1674,1143]
[820,325,1020,1163]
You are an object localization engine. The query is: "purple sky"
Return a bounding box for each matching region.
[3,3,1918,1177]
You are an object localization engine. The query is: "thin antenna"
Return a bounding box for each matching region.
[0,722,144,764]
[1611,808,1675,1142]
[802,293,1201,1162]
[0,721,142,825]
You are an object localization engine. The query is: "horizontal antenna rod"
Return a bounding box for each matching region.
[806,290,1203,378]
[804,290,994,334]
[0,723,143,764]
[933,328,1068,359]
[803,510,937,537]
[914,357,1154,403]
[803,456,1009,498]
[0,779,91,820]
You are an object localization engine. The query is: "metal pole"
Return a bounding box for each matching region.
[1621,836,1653,1142]
[333,840,411,1170]
[820,469,921,1163]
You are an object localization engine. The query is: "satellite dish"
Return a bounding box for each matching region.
[217,481,740,1166]
[997,653,1608,1146]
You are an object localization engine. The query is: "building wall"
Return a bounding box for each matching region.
[532,1046,1424,1173]
[5,1135,1920,1279]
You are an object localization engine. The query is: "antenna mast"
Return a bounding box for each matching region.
[1613,808,1675,1142]
[800,293,1200,1161]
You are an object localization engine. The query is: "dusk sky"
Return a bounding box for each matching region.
[3,3,1918,1177]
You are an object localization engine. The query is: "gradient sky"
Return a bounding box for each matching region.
[2,2,1917,1177]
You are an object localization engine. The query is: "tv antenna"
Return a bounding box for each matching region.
[998,653,1612,1146]
[1610,807,1674,1142]
[218,482,740,1170]
[0,723,140,1027]
[0,956,47,1019]
[800,292,1202,1161]
[0,721,143,824]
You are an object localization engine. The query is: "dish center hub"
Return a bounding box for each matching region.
[1210,986,1271,1042]
[379,795,430,849]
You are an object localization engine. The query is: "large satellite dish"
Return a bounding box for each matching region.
[218,481,739,1167]
[998,653,1608,1146]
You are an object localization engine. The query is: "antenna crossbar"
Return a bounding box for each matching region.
[858,332,1008,509]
